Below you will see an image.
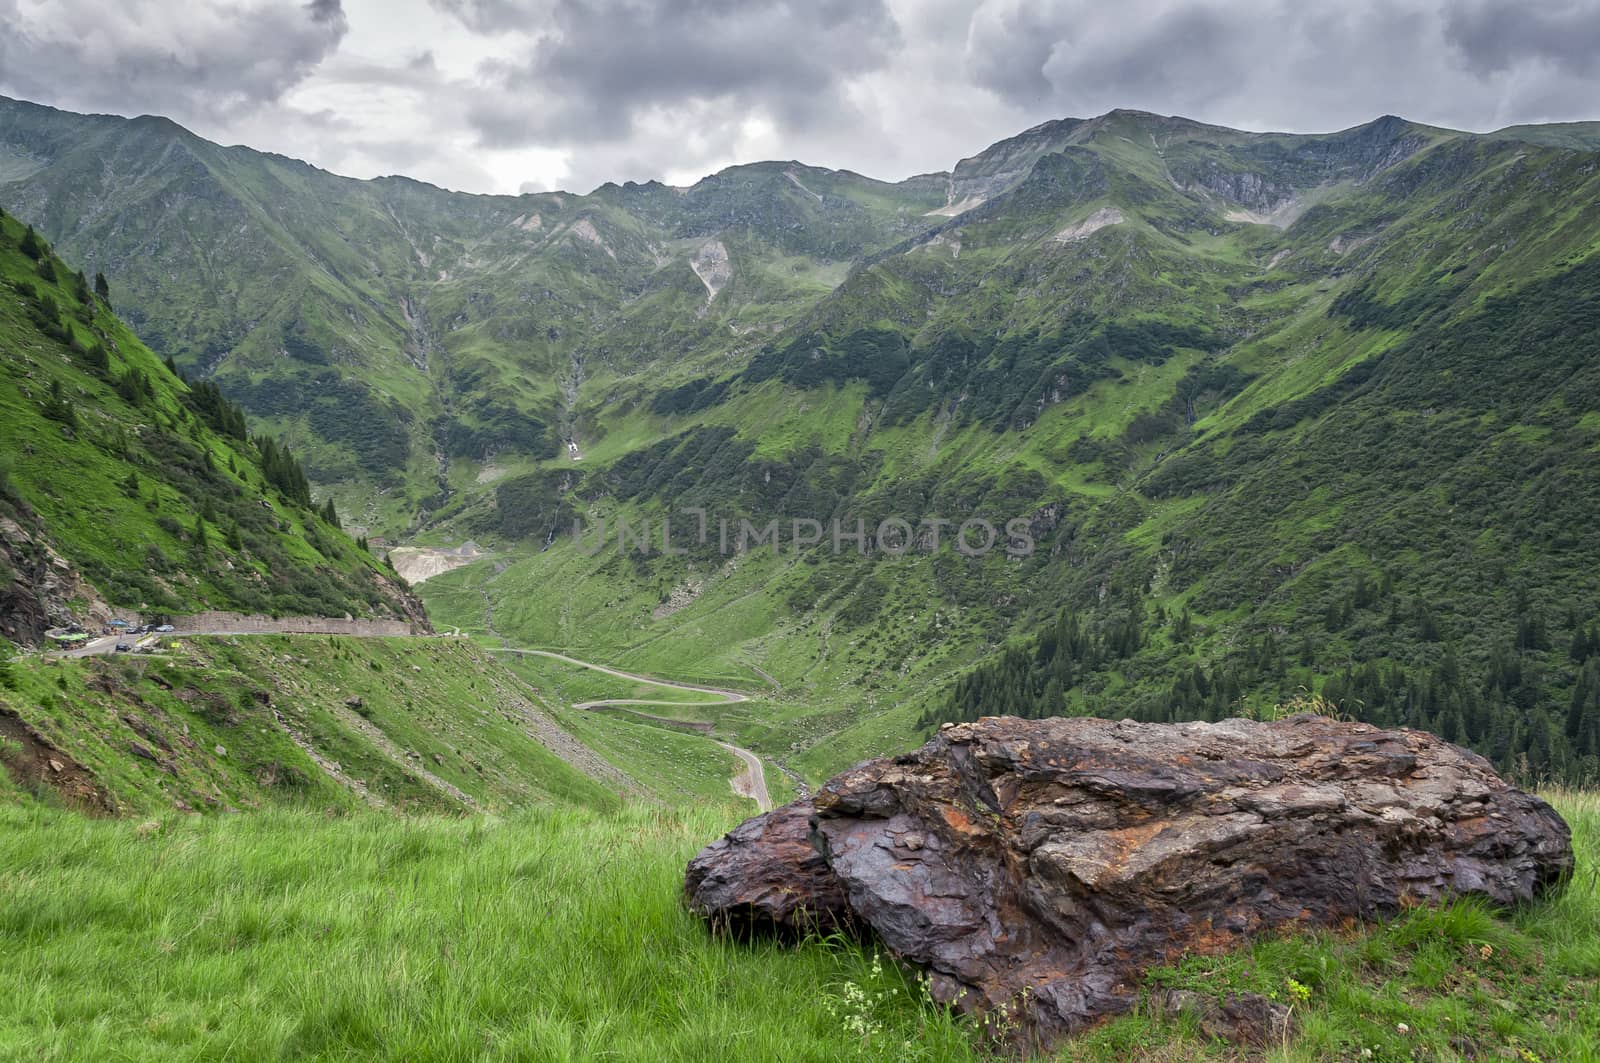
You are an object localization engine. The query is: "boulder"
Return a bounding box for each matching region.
[684,801,851,937]
[685,715,1572,1049]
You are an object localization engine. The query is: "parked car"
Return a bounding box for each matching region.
[155,624,175,633]
[114,642,132,653]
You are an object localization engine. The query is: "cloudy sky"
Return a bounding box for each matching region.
[3,0,1599,195]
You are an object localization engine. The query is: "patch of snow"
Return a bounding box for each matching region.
[1053,207,1125,243]
[925,194,986,217]
[784,170,823,203]
[569,218,616,259]
[1328,234,1373,255]
[689,239,732,302]
[1222,194,1308,230]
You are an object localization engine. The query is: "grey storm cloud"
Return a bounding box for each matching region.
[1444,0,1600,76]
[438,0,901,146]
[957,0,1600,134]
[3,0,1600,196]
[0,0,347,123]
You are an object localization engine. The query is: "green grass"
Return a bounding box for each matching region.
[0,636,622,815]
[494,650,731,708]
[0,804,975,1062]
[0,793,1595,1061]
[486,651,792,808]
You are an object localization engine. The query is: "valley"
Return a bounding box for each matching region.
[3,93,1600,1059]
[10,99,1593,782]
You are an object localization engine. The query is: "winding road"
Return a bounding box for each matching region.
[489,648,771,811]
[47,629,774,812]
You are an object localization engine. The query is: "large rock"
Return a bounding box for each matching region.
[684,802,852,937]
[685,715,1572,1048]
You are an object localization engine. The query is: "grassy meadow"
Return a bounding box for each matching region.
[0,792,1595,1061]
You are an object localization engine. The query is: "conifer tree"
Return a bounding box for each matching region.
[83,342,110,376]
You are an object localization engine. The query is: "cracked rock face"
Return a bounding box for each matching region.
[685,715,1572,1049]
[683,802,851,938]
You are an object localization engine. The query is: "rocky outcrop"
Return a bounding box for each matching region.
[689,239,732,302]
[0,707,116,813]
[685,802,852,937]
[686,716,1572,1049]
[0,513,110,646]
[385,541,485,586]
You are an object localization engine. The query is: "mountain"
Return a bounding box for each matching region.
[0,94,951,533]
[4,99,1600,783]
[0,208,423,642]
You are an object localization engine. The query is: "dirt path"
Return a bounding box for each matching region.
[490,647,772,811]
[716,741,771,809]
[494,649,752,702]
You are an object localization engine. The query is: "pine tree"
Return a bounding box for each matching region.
[19,226,43,260]
[321,497,340,527]
[43,379,76,427]
[94,271,110,303]
[83,342,110,376]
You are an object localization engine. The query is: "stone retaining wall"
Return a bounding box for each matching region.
[168,612,420,637]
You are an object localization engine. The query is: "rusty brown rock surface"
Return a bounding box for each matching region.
[684,801,850,937]
[685,715,1572,1048]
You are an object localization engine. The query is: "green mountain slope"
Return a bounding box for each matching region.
[0,635,623,815]
[6,100,1600,782]
[0,95,949,533]
[419,114,1600,784]
[0,208,424,642]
